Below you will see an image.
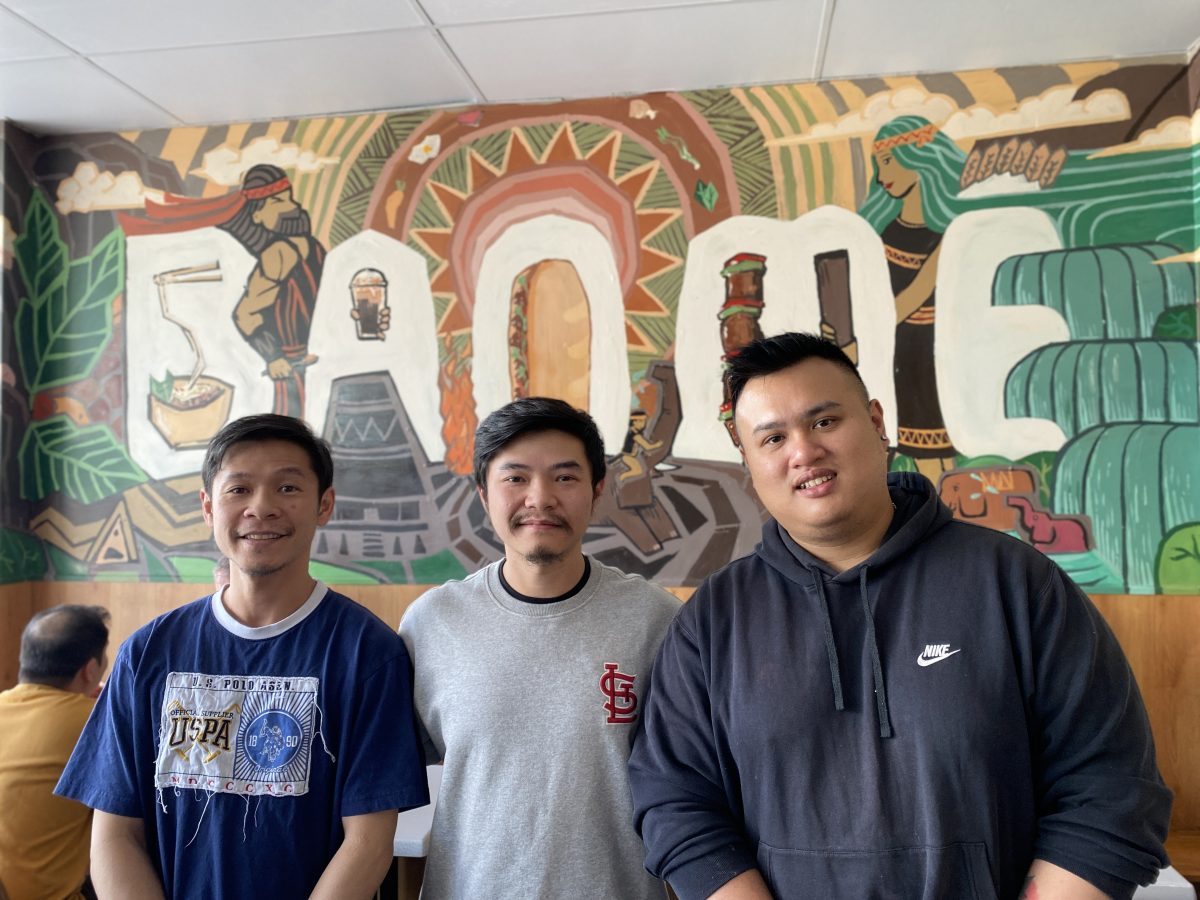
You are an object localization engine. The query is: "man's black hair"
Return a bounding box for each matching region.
[19,605,110,688]
[725,331,869,416]
[474,397,607,491]
[202,414,334,498]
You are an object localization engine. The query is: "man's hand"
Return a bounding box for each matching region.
[90,810,165,899]
[1020,860,1110,899]
[266,357,293,380]
[308,809,397,900]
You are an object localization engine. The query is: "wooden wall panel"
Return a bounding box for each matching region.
[0,582,34,689]
[1091,595,1200,834]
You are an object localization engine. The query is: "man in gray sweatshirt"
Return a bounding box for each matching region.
[400,397,680,899]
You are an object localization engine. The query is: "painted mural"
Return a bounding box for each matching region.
[1,56,1197,593]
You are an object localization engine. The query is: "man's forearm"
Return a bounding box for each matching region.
[308,810,397,900]
[708,868,773,900]
[90,811,165,900]
[1020,859,1109,900]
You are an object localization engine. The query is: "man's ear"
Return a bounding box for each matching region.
[476,484,488,510]
[200,490,214,526]
[317,488,335,525]
[592,478,606,503]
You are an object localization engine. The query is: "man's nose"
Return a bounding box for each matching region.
[788,433,825,467]
[244,490,281,517]
[524,478,556,508]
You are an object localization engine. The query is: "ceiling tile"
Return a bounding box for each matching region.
[0,57,180,134]
[443,0,825,101]
[822,0,1200,80]
[0,0,427,54]
[0,6,71,61]
[92,30,477,126]
[422,0,740,27]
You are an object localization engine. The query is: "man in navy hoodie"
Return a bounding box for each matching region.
[628,332,1171,900]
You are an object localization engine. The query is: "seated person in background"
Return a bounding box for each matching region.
[0,604,110,900]
[628,332,1171,900]
[56,413,428,900]
[401,397,681,899]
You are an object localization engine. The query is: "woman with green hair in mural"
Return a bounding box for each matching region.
[859,115,967,484]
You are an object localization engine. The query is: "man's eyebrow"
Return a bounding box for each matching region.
[219,465,310,480]
[495,460,583,471]
[749,401,843,434]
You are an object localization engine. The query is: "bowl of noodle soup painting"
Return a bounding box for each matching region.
[148,373,234,449]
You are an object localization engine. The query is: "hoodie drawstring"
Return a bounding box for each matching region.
[860,567,893,739]
[812,575,845,711]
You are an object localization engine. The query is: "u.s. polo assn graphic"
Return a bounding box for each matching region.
[155,671,318,796]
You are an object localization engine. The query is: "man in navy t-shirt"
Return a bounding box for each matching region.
[57,414,428,899]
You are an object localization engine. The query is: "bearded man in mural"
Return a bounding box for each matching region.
[121,164,326,418]
[218,164,324,417]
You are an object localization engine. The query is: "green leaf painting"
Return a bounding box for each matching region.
[1156,523,1200,593]
[0,528,47,583]
[19,416,147,504]
[13,191,123,394]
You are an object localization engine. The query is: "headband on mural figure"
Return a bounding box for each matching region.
[873,123,939,154]
[117,176,292,236]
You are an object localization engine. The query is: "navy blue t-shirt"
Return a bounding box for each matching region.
[57,582,428,898]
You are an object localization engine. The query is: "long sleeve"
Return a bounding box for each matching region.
[1028,567,1172,898]
[627,593,758,899]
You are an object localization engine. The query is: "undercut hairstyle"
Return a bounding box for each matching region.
[202,414,335,498]
[725,331,870,415]
[474,397,607,491]
[19,605,110,688]
[217,163,309,255]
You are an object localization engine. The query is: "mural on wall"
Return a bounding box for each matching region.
[1,55,1197,593]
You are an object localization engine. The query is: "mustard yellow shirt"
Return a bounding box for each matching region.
[0,683,94,900]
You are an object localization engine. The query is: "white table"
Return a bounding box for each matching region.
[386,769,1194,899]
[393,765,443,857]
[1139,865,1197,898]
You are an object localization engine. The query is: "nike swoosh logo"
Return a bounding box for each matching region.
[917,649,962,667]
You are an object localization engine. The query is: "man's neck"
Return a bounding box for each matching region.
[501,552,587,599]
[222,568,317,628]
[788,504,896,575]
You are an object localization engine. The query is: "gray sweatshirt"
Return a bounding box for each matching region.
[400,558,680,900]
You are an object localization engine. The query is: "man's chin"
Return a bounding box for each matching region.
[522,547,568,567]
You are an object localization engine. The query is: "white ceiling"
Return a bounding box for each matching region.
[1,0,1198,136]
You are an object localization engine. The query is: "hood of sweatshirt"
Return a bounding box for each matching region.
[754,471,954,738]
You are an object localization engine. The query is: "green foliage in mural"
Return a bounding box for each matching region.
[411,549,468,583]
[45,543,89,581]
[329,110,432,247]
[1155,523,1200,594]
[19,416,147,505]
[680,89,776,218]
[889,453,918,473]
[1152,304,1197,340]
[1006,339,1198,438]
[993,243,1193,340]
[308,561,382,585]
[694,181,718,211]
[14,191,124,394]
[166,555,223,583]
[0,528,47,583]
[360,560,410,584]
[1054,423,1200,593]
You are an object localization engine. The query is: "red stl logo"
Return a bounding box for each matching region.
[600,663,638,724]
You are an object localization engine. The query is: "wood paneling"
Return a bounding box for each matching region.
[1091,595,1200,834]
[0,582,34,689]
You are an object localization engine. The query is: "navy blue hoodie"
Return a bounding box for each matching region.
[629,473,1170,900]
